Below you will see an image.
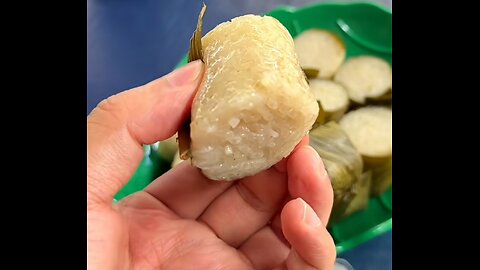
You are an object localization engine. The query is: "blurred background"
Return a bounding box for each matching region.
[87,0,392,269]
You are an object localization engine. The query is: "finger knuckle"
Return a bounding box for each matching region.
[96,94,124,115]
[88,94,127,129]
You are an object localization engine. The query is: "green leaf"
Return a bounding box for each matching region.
[302,68,320,79]
[188,3,206,63]
[180,3,207,160]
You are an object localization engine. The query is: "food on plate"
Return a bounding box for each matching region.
[309,79,349,122]
[294,29,346,79]
[339,106,392,168]
[334,56,392,104]
[309,122,363,224]
[370,158,392,196]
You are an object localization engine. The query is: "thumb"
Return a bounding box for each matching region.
[87,60,204,206]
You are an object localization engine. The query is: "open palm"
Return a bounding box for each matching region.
[87,61,336,270]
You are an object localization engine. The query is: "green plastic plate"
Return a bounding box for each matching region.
[121,1,392,255]
[114,143,170,201]
[176,2,392,254]
[264,1,392,255]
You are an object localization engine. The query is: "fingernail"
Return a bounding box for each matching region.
[165,60,204,87]
[300,198,322,227]
[306,146,328,179]
[305,145,321,164]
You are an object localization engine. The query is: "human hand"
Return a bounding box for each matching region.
[87,60,336,270]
